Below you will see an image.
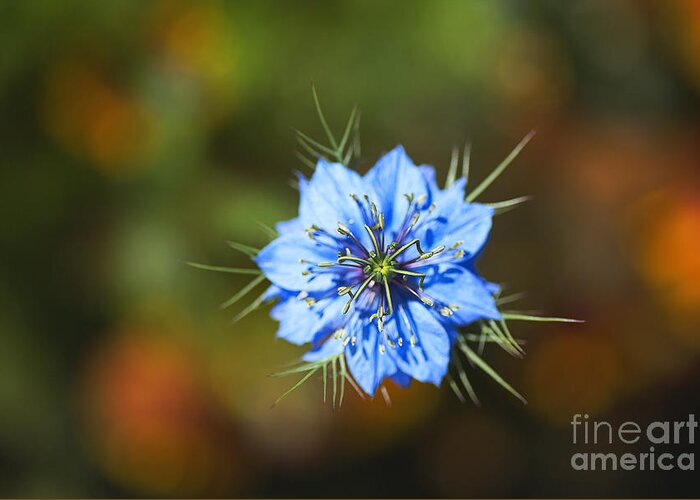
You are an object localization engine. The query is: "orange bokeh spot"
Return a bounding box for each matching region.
[42,61,154,173]
[639,192,700,312]
[667,0,700,92]
[82,328,239,496]
[525,332,621,426]
[633,188,700,348]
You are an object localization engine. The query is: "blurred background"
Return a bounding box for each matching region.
[0,0,699,497]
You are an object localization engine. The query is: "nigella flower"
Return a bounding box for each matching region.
[190,91,580,406]
[256,147,500,396]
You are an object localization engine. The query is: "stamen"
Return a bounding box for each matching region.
[337,223,371,256]
[388,238,425,261]
[383,276,394,316]
[398,282,435,307]
[439,307,453,316]
[338,255,371,266]
[392,268,426,289]
[342,275,374,314]
[363,224,381,256]
[416,245,445,261]
[420,296,434,307]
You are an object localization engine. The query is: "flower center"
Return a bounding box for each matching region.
[369,256,395,280]
[303,192,462,347]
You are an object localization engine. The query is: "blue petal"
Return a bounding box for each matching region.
[255,231,339,293]
[302,333,345,362]
[275,217,303,235]
[344,316,399,396]
[418,164,440,198]
[364,146,432,237]
[422,263,501,325]
[262,284,285,301]
[386,300,451,385]
[298,159,370,240]
[390,371,413,388]
[272,295,347,345]
[417,181,494,260]
[271,296,318,345]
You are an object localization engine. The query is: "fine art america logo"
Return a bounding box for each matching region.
[571,414,696,471]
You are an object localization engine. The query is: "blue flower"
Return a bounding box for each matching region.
[255,146,501,396]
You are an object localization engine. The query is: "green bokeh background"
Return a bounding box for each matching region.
[1,1,699,497]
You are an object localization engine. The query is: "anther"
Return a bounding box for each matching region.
[387,338,396,348]
[410,334,417,346]
[351,336,357,346]
[417,245,445,261]
[417,194,427,205]
[398,337,404,347]
[343,336,351,346]
[379,344,386,355]
[454,250,465,259]
[317,262,335,267]
[296,291,309,300]
[439,307,453,317]
[420,296,434,307]
[304,297,316,307]
[451,240,464,249]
